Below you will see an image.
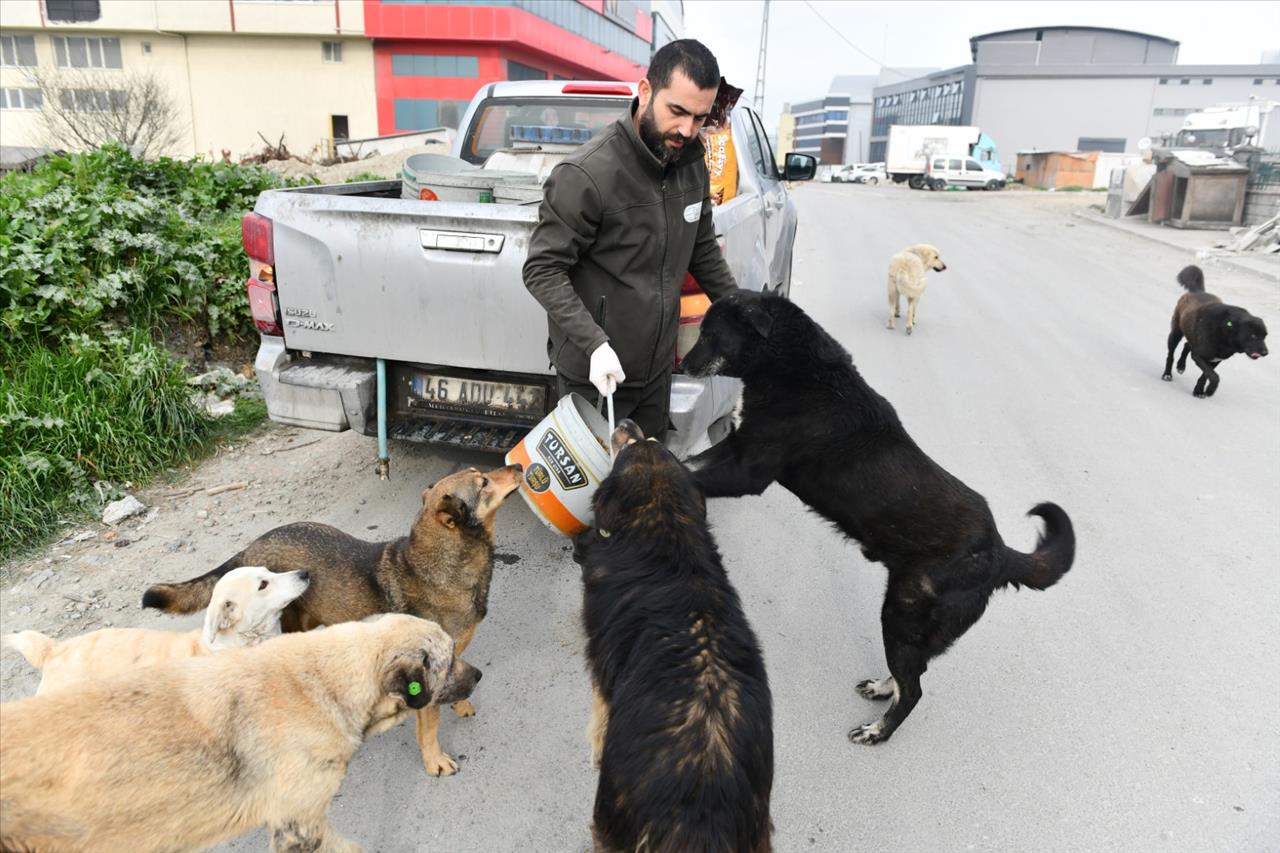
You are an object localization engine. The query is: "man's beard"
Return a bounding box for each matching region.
[639,101,689,165]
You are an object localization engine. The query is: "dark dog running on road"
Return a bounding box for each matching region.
[1162,264,1268,397]
[682,290,1075,746]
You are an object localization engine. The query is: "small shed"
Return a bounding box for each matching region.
[1016,151,1099,189]
[1149,150,1249,229]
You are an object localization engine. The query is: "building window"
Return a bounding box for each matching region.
[322,41,343,63]
[53,36,122,69]
[1179,78,1190,85]
[45,0,101,22]
[1,87,44,110]
[1159,78,1169,85]
[1255,78,1264,85]
[394,97,470,131]
[507,60,546,81]
[391,54,479,77]
[59,88,127,112]
[1078,137,1125,153]
[331,114,349,140]
[1202,78,1212,85]
[1,34,37,67]
[141,41,152,55]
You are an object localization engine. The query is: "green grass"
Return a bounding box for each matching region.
[0,146,286,562]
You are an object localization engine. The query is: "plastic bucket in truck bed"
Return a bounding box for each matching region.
[505,393,612,536]
[494,183,545,205]
[401,153,536,201]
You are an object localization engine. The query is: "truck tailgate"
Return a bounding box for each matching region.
[258,187,550,375]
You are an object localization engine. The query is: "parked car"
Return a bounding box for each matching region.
[850,163,886,185]
[926,155,1007,190]
[829,165,856,183]
[240,80,816,468]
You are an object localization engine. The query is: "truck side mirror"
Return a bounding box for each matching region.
[783,153,817,182]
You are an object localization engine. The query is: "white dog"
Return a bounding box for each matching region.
[3,565,309,694]
[887,244,947,335]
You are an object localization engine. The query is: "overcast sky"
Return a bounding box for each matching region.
[682,0,1280,129]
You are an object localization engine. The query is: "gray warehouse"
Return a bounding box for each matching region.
[869,26,1280,164]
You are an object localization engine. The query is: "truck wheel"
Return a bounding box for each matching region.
[985,180,1001,191]
[867,177,879,185]
[908,175,925,190]
[930,178,947,191]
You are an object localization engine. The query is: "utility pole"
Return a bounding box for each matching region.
[754,0,770,112]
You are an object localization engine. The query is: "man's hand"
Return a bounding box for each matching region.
[589,343,625,397]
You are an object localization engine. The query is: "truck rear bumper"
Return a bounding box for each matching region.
[255,337,740,456]
[255,336,376,433]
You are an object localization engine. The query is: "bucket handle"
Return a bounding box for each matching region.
[595,391,616,463]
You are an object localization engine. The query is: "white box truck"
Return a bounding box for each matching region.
[885,125,1005,189]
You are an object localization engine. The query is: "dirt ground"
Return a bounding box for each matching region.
[0,423,377,698]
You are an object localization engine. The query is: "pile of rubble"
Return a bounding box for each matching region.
[1214,214,1280,254]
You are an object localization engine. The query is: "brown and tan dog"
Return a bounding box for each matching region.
[0,613,480,853]
[142,464,521,777]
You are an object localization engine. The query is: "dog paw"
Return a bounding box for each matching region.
[847,721,889,745]
[451,699,476,718]
[423,751,459,777]
[1194,390,1207,398]
[855,678,896,701]
[590,746,603,769]
[1176,365,1185,374]
[905,326,914,336]
[886,322,895,330]
[1161,373,1172,381]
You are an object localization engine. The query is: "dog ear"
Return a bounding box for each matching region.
[435,494,477,530]
[203,599,239,646]
[387,656,433,709]
[743,301,773,339]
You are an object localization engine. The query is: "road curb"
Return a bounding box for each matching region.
[1072,210,1279,283]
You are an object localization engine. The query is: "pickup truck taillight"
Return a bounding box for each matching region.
[675,275,710,370]
[242,212,283,336]
[242,212,274,265]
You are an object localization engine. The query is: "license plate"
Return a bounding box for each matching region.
[407,373,547,422]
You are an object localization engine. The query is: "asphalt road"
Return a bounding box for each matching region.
[184,184,1280,852]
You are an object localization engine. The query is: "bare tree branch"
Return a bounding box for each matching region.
[25,67,183,158]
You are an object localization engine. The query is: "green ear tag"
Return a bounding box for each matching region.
[1227,321,1233,327]
[408,681,422,697]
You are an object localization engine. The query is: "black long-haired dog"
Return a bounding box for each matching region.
[1162,264,1268,397]
[574,420,773,853]
[682,290,1075,746]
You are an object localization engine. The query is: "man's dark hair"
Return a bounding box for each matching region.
[647,39,720,92]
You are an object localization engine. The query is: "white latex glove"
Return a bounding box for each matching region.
[589,342,626,397]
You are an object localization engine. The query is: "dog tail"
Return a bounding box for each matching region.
[3,630,55,669]
[1177,265,1205,293]
[141,553,244,614]
[1004,503,1075,591]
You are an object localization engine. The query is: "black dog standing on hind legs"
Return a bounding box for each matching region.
[1162,264,1268,398]
[681,290,1076,746]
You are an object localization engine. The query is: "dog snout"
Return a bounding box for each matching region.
[297,570,310,583]
[437,659,482,704]
[611,420,644,455]
[936,263,947,271]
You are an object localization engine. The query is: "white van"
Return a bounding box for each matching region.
[926,155,1006,190]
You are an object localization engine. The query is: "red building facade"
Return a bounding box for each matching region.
[363,0,659,134]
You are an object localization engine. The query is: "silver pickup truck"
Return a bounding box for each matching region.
[242,80,814,472]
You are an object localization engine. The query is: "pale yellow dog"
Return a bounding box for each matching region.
[887,243,947,335]
[0,613,481,853]
[4,565,309,694]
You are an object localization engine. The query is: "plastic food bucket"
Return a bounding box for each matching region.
[505,393,612,536]
[401,153,535,202]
